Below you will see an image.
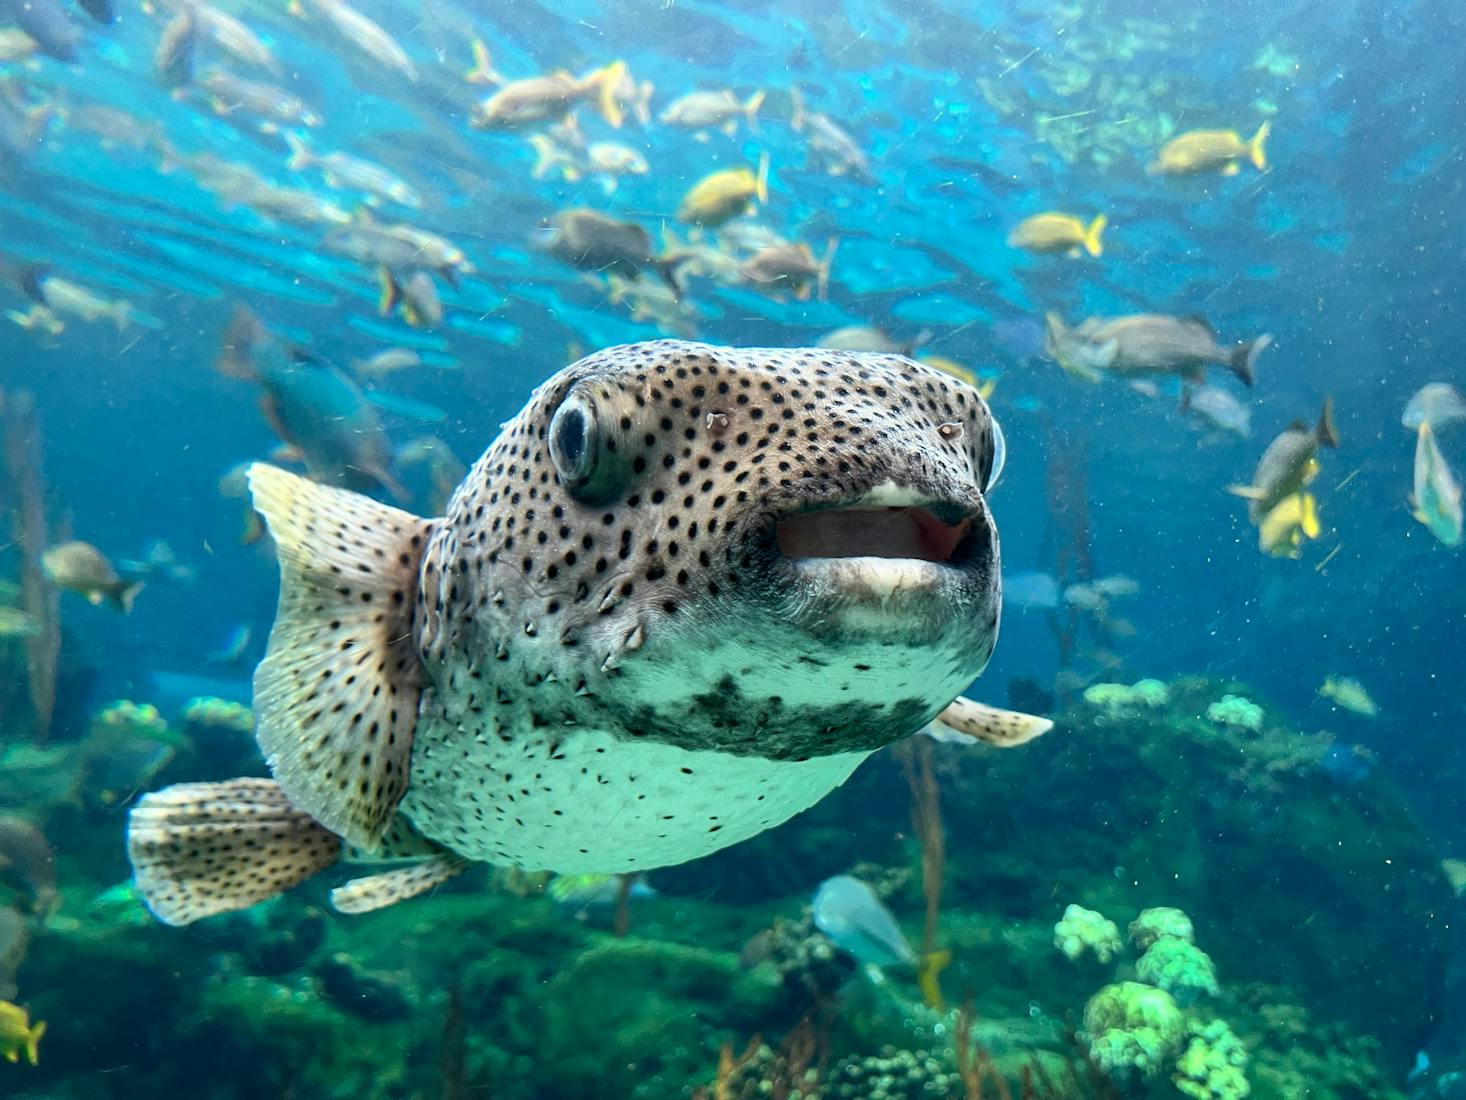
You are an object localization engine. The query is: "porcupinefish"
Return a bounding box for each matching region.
[128,340,1049,926]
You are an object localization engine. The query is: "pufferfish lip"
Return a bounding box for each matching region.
[766,485,991,581]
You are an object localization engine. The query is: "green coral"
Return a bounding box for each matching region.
[1206,694,1264,732]
[182,696,255,735]
[1130,907,1195,950]
[1083,679,1171,710]
[1173,1019,1250,1099]
[92,700,173,742]
[1053,903,1122,964]
[1135,936,1219,1005]
[1082,981,1186,1080]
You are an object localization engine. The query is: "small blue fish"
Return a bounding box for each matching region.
[812,875,915,968]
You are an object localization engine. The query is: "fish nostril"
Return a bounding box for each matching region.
[937,422,963,441]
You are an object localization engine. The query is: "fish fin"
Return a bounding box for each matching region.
[527,134,559,180]
[1083,214,1107,257]
[247,463,433,848]
[1248,119,1270,171]
[1221,162,1240,176]
[363,390,447,423]
[928,697,1053,747]
[721,119,737,137]
[18,264,49,306]
[216,305,266,380]
[284,130,311,171]
[1300,493,1321,538]
[330,853,469,915]
[744,89,765,132]
[789,85,806,131]
[816,236,839,302]
[1316,395,1340,448]
[377,266,401,317]
[109,580,144,614]
[1226,484,1266,500]
[1184,313,1217,335]
[755,151,770,204]
[1229,332,1271,387]
[127,778,342,926]
[25,1019,43,1065]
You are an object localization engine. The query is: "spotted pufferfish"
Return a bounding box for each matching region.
[127,340,1050,925]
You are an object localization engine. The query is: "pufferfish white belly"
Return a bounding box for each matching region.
[403,720,868,873]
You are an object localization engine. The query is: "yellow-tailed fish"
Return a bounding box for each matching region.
[1008,212,1106,257]
[1150,121,1270,176]
[677,153,770,227]
[1257,491,1320,558]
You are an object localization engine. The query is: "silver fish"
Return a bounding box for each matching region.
[1044,312,1270,387]
[126,341,1042,927]
[1181,385,1252,437]
[1402,383,1466,434]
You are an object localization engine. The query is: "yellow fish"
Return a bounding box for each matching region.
[1257,491,1320,558]
[918,355,996,399]
[676,153,770,227]
[1150,121,1270,177]
[1007,212,1106,257]
[1319,676,1379,718]
[0,1001,44,1065]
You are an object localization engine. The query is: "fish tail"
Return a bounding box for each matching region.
[633,79,655,127]
[1316,395,1340,448]
[467,38,505,84]
[24,1020,44,1066]
[653,257,686,298]
[927,696,1053,747]
[588,60,627,128]
[527,133,559,180]
[1248,119,1271,171]
[377,265,402,317]
[754,150,770,204]
[789,85,806,131]
[127,778,343,926]
[283,129,312,171]
[109,579,144,614]
[1083,214,1107,257]
[1229,332,1271,387]
[816,236,839,302]
[744,89,766,132]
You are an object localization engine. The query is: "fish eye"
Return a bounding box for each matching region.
[549,394,597,489]
[984,416,1006,494]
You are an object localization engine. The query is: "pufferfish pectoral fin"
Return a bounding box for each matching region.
[330,854,470,915]
[923,697,1054,748]
[248,463,435,850]
[127,778,343,927]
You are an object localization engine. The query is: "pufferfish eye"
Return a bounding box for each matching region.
[549,394,597,488]
[984,415,1007,494]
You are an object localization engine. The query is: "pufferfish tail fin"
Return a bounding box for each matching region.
[127,778,343,926]
[922,697,1053,748]
[248,463,435,850]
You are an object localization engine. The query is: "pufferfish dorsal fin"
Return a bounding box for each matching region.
[924,697,1053,748]
[248,463,434,849]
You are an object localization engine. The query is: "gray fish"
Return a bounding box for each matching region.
[1230,398,1340,521]
[154,6,197,89]
[1181,385,1252,437]
[543,209,682,290]
[1044,312,1270,387]
[126,340,1046,927]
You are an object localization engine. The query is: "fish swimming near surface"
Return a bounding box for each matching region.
[42,541,143,612]
[1229,398,1339,521]
[1150,121,1271,176]
[215,305,406,499]
[126,340,1051,927]
[1044,313,1269,387]
[1402,382,1466,434]
[1411,421,1463,546]
[1008,212,1106,257]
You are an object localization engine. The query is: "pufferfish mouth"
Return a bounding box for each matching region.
[775,506,975,564]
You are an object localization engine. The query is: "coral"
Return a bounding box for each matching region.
[1206,695,1264,732]
[1173,1019,1250,1099]
[1082,678,1171,710]
[1053,904,1123,964]
[90,700,173,742]
[744,912,858,1005]
[1082,981,1186,1081]
[823,1044,963,1099]
[1135,937,1219,1005]
[1129,907,1195,951]
[181,696,254,736]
